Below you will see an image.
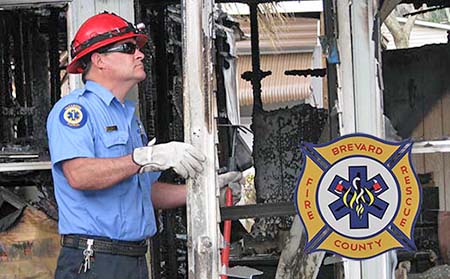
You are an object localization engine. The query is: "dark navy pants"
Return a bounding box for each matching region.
[55,247,149,279]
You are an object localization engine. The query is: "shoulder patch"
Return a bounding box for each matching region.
[59,103,88,128]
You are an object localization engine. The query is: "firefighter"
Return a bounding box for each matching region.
[46,11,241,279]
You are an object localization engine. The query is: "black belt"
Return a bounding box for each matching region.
[61,234,148,257]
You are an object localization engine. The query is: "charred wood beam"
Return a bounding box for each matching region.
[214,27,232,169]
[1,13,16,143]
[1,18,13,109]
[0,187,26,230]
[31,20,51,150]
[323,0,339,140]
[241,70,271,82]
[229,256,279,267]
[220,202,296,221]
[156,9,179,276]
[148,236,162,279]
[142,8,168,279]
[0,171,49,187]
[249,3,263,112]
[163,209,178,278]
[240,67,271,118]
[154,7,171,143]
[48,8,61,105]
[23,14,34,139]
[12,12,25,110]
[137,19,157,140]
[285,68,327,77]
[12,12,30,139]
[0,14,9,142]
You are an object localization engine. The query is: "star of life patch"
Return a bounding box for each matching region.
[59,103,88,128]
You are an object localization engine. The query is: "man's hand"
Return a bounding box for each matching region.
[218,171,243,206]
[132,141,206,179]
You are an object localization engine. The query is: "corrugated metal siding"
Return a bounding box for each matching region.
[237,53,312,106]
[236,17,319,54]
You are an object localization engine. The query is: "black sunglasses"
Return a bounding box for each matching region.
[100,42,138,55]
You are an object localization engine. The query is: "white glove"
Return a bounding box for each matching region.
[133,140,206,179]
[218,171,243,206]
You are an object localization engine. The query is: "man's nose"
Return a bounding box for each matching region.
[136,48,145,59]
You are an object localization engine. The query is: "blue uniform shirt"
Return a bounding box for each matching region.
[47,81,160,241]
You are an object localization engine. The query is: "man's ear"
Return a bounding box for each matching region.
[90,52,105,69]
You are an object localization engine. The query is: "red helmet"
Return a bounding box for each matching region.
[67,11,148,74]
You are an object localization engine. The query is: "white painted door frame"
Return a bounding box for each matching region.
[335,0,392,279]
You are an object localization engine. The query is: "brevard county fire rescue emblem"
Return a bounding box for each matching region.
[295,133,421,259]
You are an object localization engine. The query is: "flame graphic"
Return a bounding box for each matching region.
[342,177,375,218]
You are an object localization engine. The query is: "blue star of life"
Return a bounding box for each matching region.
[68,110,79,121]
[327,166,389,229]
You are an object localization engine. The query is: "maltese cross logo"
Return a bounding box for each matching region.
[294,133,421,260]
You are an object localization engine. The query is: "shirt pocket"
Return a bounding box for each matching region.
[97,131,129,158]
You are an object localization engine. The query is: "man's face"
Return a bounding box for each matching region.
[99,38,146,83]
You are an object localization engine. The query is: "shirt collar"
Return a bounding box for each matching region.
[80,80,137,111]
[82,80,116,105]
